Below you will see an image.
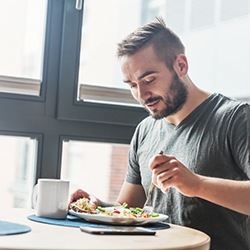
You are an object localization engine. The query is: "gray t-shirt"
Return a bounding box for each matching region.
[126,93,250,250]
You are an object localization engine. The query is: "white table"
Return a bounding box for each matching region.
[0,208,210,250]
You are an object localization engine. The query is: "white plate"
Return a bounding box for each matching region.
[69,209,168,226]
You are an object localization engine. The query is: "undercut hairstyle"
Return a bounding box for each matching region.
[117,17,185,70]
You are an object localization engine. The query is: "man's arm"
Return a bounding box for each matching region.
[116,181,146,208]
[195,176,250,215]
[149,153,250,215]
[68,181,146,209]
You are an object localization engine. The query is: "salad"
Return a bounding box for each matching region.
[69,198,159,218]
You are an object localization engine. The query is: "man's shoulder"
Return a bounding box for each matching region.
[211,93,250,112]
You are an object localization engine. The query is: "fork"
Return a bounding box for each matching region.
[143,151,164,210]
[143,182,155,209]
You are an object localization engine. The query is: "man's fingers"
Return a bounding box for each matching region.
[68,189,89,209]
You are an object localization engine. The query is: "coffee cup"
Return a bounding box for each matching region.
[32,178,70,219]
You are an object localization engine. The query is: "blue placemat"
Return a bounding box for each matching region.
[0,220,31,236]
[27,214,170,230]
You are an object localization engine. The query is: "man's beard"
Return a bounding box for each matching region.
[144,72,188,119]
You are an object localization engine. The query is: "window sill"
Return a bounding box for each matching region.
[78,84,139,106]
[0,75,40,96]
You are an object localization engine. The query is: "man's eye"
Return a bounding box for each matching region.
[144,78,155,84]
[129,83,137,89]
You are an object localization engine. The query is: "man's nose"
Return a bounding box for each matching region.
[137,85,150,102]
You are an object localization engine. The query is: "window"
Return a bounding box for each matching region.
[0,135,37,208]
[61,141,129,201]
[0,0,145,208]
[1,0,249,208]
[56,0,147,123]
[77,0,144,105]
[0,0,47,96]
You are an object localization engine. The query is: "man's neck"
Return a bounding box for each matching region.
[165,84,211,126]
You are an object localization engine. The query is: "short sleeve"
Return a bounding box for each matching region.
[228,103,250,178]
[125,124,142,184]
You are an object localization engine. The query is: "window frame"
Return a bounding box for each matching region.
[0,0,147,186]
[57,0,147,126]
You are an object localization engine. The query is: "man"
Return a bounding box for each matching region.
[70,18,250,249]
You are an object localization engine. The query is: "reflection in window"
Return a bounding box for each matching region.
[0,0,47,95]
[61,141,129,201]
[0,135,37,208]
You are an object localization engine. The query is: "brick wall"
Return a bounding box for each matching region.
[108,144,129,200]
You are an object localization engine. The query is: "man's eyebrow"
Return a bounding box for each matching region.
[123,70,158,83]
[138,70,158,81]
[123,79,131,84]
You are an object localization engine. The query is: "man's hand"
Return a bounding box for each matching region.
[148,153,201,197]
[68,189,99,209]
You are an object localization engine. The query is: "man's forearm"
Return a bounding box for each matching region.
[196,176,250,215]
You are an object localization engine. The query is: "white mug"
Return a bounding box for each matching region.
[32,178,70,219]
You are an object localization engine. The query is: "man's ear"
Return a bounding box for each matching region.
[173,54,188,77]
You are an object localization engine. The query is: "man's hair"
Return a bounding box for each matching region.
[117,17,185,70]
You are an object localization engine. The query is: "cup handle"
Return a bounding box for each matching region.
[31,184,38,209]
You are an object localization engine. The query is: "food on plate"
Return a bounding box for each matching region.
[69,198,159,218]
[70,197,97,214]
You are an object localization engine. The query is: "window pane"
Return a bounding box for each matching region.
[78,0,144,90]
[0,0,47,95]
[0,135,37,208]
[61,141,129,201]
